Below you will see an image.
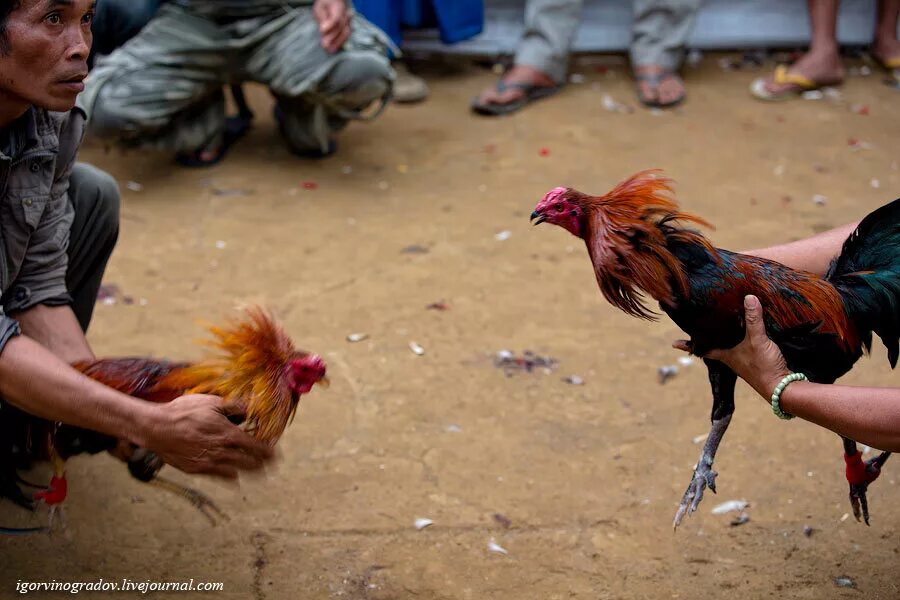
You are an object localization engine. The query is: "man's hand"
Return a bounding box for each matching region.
[313,0,351,54]
[142,395,274,479]
[674,295,790,400]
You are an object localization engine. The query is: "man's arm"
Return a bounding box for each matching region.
[779,381,900,453]
[0,334,151,443]
[15,304,93,363]
[0,333,274,478]
[743,222,858,276]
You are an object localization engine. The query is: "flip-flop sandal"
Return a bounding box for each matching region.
[750,64,840,101]
[471,79,560,116]
[272,105,337,159]
[875,55,900,83]
[174,111,253,168]
[634,71,685,108]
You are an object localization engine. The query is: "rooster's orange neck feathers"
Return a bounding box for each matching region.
[159,308,303,444]
[581,170,716,319]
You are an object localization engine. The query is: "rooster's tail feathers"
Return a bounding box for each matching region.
[827,198,900,368]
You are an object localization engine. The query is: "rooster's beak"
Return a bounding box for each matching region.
[317,376,330,389]
[530,211,546,225]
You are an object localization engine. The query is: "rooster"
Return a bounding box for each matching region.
[531,170,898,526]
[0,307,327,528]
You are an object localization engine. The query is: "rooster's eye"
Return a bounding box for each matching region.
[554,204,563,212]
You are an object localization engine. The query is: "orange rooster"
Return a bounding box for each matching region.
[1,307,327,527]
[532,171,898,526]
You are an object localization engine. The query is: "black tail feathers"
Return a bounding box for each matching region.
[827,198,900,367]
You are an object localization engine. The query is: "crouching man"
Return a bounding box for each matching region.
[81,0,395,166]
[0,0,272,509]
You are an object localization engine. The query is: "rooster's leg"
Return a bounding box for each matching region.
[842,437,891,525]
[149,477,228,526]
[45,504,70,537]
[674,360,737,528]
[126,448,228,526]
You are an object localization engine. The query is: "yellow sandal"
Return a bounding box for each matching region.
[876,55,900,81]
[750,65,839,101]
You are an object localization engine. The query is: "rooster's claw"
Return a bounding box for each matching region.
[849,483,870,525]
[845,450,890,526]
[151,477,229,526]
[673,461,718,528]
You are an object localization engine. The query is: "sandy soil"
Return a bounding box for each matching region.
[2,54,899,599]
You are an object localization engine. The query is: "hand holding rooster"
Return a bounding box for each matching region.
[141,395,273,480]
[688,295,900,454]
[676,295,790,399]
[2,308,324,527]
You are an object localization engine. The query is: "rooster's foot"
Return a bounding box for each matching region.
[151,477,229,526]
[847,451,890,525]
[673,460,717,528]
[849,482,872,525]
[45,505,71,538]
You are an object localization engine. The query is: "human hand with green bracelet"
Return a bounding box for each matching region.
[677,294,900,453]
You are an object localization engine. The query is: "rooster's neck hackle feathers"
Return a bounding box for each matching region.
[161,307,301,444]
[583,170,717,319]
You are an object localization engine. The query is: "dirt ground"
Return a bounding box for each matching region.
[2,54,900,599]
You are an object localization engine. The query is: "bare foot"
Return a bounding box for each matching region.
[474,65,556,108]
[873,36,900,68]
[634,65,685,107]
[761,47,844,95]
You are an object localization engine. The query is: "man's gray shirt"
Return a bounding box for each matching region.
[0,106,83,353]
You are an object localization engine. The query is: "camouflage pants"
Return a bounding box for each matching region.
[81,4,394,155]
[631,0,704,71]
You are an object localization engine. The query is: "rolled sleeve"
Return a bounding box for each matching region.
[0,310,22,355]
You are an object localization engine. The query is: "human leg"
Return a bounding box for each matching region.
[630,0,702,107]
[751,0,844,100]
[471,0,582,115]
[65,164,120,333]
[83,5,232,158]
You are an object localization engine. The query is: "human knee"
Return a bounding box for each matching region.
[87,80,164,142]
[87,87,138,140]
[70,164,121,241]
[326,53,393,108]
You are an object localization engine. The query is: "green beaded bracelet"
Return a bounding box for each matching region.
[771,372,808,420]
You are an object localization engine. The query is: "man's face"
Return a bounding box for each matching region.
[0,0,95,112]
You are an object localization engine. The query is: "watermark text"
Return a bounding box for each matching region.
[15,579,224,594]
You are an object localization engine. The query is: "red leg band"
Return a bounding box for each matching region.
[33,476,68,506]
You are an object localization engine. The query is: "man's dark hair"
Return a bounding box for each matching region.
[0,1,21,55]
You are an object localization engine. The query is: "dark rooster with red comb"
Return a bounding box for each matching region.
[532,170,897,526]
